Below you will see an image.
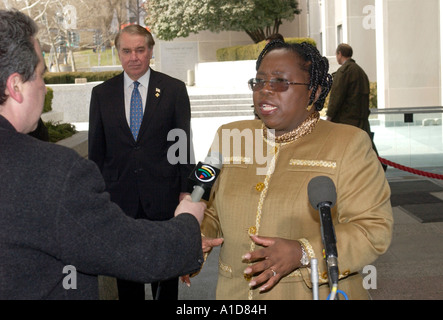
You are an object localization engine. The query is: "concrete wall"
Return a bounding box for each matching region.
[56,131,88,158]
[194,60,256,92]
[46,81,101,123]
[346,0,377,82]
[380,0,441,108]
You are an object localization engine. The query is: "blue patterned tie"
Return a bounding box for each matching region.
[130,81,143,140]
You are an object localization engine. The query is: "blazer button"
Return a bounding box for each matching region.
[248,226,257,235]
[255,182,265,192]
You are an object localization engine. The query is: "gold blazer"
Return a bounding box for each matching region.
[201,119,393,300]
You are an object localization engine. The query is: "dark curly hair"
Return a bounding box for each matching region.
[256,40,333,111]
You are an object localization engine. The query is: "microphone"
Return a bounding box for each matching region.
[310,258,319,300]
[307,176,339,288]
[188,152,223,202]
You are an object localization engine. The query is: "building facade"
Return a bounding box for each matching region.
[309,0,442,110]
[154,0,442,110]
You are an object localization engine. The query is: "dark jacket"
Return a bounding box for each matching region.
[0,115,203,299]
[326,59,371,134]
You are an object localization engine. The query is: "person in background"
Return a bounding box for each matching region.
[326,43,386,170]
[196,40,393,300]
[0,9,205,300]
[326,43,369,129]
[88,24,194,300]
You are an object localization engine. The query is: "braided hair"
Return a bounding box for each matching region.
[256,40,333,111]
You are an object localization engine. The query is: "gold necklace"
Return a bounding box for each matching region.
[262,111,320,144]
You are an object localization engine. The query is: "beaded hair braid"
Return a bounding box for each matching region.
[256,40,333,111]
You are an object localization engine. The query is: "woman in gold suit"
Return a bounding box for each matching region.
[198,41,393,300]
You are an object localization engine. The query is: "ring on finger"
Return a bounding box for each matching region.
[270,268,277,277]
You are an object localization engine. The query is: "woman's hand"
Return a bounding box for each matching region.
[242,235,303,293]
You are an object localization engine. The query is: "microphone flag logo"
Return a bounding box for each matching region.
[195,164,217,183]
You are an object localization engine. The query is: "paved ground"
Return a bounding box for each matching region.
[367,168,443,300]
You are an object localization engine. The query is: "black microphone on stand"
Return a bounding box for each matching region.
[188,152,223,202]
[308,176,339,295]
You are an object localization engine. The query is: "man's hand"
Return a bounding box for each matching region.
[179,192,189,202]
[174,195,206,225]
[202,236,224,253]
[180,236,224,287]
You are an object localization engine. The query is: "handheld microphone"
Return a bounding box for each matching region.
[307,176,339,288]
[188,152,223,202]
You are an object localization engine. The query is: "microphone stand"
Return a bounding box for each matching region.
[310,258,319,300]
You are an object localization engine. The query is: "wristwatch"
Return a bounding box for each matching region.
[299,243,310,267]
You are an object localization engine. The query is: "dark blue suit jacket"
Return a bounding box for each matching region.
[88,69,193,220]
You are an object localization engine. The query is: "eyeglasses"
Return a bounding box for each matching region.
[248,78,310,92]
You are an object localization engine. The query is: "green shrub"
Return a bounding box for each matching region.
[44,121,77,143]
[44,71,121,84]
[216,37,317,61]
[44,87,53,113]
[369,82,377,109]
[42,89,78,142]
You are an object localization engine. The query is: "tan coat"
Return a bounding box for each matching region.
[201,119,393,300]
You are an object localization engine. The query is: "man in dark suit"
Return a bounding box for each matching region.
[0,9,205,300]
[88,25,194,300]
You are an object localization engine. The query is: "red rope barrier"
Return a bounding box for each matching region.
[378,157,443,180]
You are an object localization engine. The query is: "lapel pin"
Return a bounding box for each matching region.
[155,88,161,98]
